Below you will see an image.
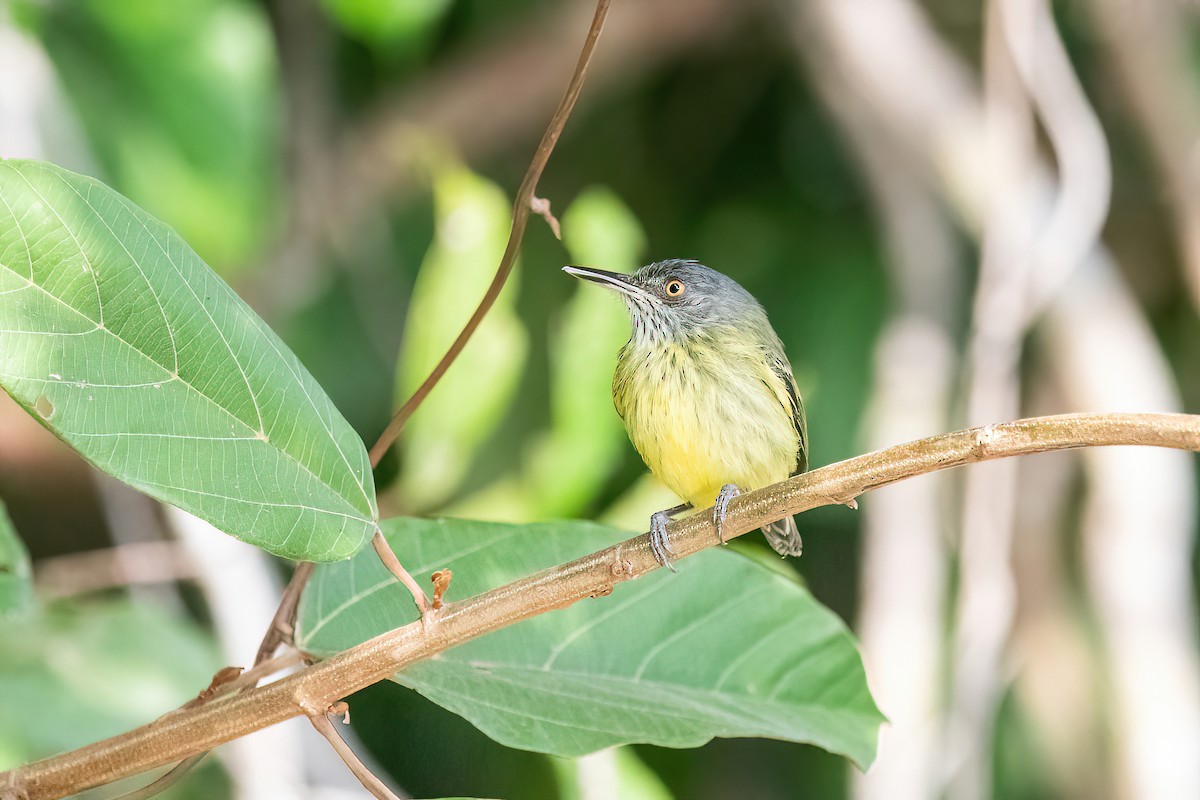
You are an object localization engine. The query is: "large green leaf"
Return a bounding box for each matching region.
[296,518,883,767]
[0,160,376,561]
[0,500,32,619]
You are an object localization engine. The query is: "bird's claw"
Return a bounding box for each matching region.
[649,511,678,573]
[713,483,741,545]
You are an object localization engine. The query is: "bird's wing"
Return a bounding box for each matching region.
[767,354,808,475]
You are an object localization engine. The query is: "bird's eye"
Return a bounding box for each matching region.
[664,279,685,297]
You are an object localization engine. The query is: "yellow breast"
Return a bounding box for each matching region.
[613,334,800,509]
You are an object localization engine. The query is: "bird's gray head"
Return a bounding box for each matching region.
[562,259,767,345]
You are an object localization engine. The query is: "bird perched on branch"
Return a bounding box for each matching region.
[563,259,807,569]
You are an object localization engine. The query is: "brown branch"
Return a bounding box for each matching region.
[214,650,305,700]
[366,0,612,468]
[5,412,1199,800]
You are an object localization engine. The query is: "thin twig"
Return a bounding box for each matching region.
[33,541,199,599]
[183,667,244,709]
[254,561,315,666]
[211,650,305,701]
[308,710,405,800]
[358,0,613,632]
[6,412,1199,800]
[294,0,731,310]
[107,757,205,800]
[371,530,431,618]
[367,0,612,468]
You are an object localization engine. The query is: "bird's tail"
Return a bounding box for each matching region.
[761,515,803,557]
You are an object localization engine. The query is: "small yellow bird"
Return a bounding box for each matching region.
[563,259,807,569]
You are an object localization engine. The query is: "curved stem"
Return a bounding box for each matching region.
[7,412,1199,800]
[367,0,612,468]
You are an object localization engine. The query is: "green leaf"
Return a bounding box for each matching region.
[522,188,644,516]
[29,0,278,271]
[397,164,527,509]
[0,160,376,561]
[296,518,883,767]
[553,749,672,800]
[320,0,452,51]
[0,500,32,619]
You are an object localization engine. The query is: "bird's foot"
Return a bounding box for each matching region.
[649,510,678,573]
[713,483,742,545]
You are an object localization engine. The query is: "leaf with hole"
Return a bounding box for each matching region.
[0,160,377,561]
[296,518,883,767]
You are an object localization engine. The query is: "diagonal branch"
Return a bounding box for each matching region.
[5,412,1199,800]
[367,0,612,468]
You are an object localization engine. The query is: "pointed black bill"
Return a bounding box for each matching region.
[562,265,646,299]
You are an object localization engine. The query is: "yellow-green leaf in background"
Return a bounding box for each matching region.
[553,748,673,800]
[397,164,527,509]
[524,187,645,516]
[319,0,452,51]
[29,0,278,272]
[0,500,31,620]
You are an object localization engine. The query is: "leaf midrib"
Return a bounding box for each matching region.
[400,665,882,735]
[409,651,864,714]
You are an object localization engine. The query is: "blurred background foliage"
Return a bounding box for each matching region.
[0,0,1198,798]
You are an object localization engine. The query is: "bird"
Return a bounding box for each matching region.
[563,259,807,569]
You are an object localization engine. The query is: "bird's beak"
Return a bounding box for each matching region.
[562,266,648,299]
